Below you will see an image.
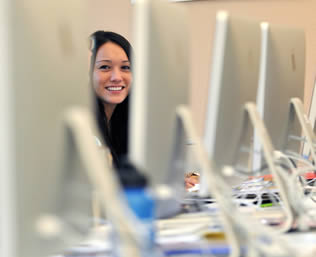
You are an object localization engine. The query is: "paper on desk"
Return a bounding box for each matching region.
[63,225,112,255]
[187,183,200,193]
[156,212,224,245]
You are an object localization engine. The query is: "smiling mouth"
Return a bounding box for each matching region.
[105,86,125,91]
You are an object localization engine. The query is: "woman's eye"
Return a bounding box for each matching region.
[99,65,111,70]
[121,65,131,71]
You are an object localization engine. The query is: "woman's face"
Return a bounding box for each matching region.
[93,42,132,107]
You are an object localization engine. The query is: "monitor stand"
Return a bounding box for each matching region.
[286,98,316,165]
[235,103,297,232]
[38,107,143,257]
[171,105,245,257]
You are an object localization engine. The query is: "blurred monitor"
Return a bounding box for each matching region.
[253,23,305,169]
[203,11,261,171]
[0,1,97,257]
[129,0,189,191]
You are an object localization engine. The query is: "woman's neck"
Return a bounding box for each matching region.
[103,103,117,122]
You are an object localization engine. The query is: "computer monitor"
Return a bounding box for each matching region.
[0,1,99,257]
[253,23,305,170]
[201,13,305,236]
[129,0,190,191]
[203,11,261,171]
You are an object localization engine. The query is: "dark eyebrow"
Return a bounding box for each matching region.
[96,60,130,64]
[96,59,112,63]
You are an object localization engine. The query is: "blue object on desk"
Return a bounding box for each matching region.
[119,160,156,244]
[163,245,230,256]
[117,159,157,257]
[124,187,155,243]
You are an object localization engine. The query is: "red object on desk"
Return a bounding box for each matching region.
[304,172,316,180]
[249,172,316,181]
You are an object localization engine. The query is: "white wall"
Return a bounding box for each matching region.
[87,0,132,40]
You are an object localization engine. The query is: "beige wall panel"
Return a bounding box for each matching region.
[87,0,132,40]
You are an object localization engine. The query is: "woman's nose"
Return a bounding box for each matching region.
[110,67,122,82]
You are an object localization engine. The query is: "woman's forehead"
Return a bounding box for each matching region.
[96,42,129,62]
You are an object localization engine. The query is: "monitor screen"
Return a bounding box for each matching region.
[129,0,190,189]
[203,11,261,170]
[253,23,305,169]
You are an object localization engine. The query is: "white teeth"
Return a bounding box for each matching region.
[107,87,123,91]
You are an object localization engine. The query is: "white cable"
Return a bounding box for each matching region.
[274,151,316,231]
[215,173,298,257]
[285,150,316,169]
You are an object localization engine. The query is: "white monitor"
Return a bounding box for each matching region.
[0,1,97,257]
[253,23,305,169]
[203,11,261,170]
[129,0,190,189]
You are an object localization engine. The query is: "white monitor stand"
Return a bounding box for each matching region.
[61,108,143,257]
[235,102,297,232]
[287,98,316,165]
[303,78,316,157]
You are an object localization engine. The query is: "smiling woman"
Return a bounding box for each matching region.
[89,31,133,167]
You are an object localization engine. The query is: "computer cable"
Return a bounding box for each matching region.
[213,173,299,257]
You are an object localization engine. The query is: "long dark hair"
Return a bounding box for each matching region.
[89,31,132,168]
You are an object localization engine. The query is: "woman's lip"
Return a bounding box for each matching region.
[105,85,125,88]
[105,86,125,92]
[105,86,125,89]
